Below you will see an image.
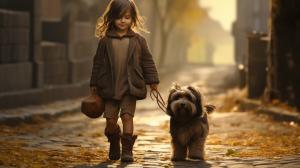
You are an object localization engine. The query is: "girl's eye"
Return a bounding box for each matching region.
[116,15,130,20]
[117,15,124,19]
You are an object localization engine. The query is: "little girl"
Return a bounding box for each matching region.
[90,0,160,162]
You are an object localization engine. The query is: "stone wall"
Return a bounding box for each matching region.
[0,9,32,93]
[0,0,97,109]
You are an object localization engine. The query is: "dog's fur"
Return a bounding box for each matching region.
[166,84,215,161]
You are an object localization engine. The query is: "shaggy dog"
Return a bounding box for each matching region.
[166,84,215,161]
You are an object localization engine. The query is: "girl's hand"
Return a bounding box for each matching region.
[150,84,158,91]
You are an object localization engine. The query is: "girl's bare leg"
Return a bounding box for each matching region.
[121,114,133,135]
[105,118,119,134]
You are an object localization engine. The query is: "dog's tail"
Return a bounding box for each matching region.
[204,104,216,114]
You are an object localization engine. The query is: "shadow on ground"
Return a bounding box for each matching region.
[76,159,212,168]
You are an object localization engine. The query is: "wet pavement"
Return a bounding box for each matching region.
[0,65,299,168]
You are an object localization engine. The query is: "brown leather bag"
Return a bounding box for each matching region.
[81,93,105,118]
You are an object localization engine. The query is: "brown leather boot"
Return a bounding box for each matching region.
[105,125,121,160]
[121,134,137,162]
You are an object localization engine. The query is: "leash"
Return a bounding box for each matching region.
[149,88,216,115]
[150,89,167,113]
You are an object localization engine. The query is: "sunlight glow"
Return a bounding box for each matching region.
[199,0,236,31]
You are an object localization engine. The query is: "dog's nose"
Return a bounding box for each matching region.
[180,102,185,107]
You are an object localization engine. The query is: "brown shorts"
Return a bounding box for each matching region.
[103,95,137,119]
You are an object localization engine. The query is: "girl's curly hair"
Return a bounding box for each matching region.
[95,0,148,38]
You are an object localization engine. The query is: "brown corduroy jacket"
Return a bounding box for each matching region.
[90,29,160,100]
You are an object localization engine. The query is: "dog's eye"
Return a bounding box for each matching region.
[186,95,193,101]
[173,95,180,100]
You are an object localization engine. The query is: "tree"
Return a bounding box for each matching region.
[61,0,109,22]
[267,0,300,108]
[154,0,207,68]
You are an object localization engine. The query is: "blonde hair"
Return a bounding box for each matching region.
[95,0,148,38]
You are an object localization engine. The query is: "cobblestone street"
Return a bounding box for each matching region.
[0,66,299,168]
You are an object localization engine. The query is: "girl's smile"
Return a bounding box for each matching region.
[115,11,132,32]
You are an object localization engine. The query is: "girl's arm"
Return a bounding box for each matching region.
[140,37,160,85]
[90,39,104,88]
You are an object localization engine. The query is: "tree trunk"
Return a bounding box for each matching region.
[158,32,168,68]
[267,0,300,108]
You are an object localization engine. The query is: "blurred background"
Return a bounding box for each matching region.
[0,0,300,118]
[1,0,300,167]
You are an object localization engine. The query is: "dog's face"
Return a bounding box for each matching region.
[166,84,204,121]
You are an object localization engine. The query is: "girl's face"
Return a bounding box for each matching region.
[114,10,132,32]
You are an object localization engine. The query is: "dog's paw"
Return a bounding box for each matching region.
[171,157,186,162]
